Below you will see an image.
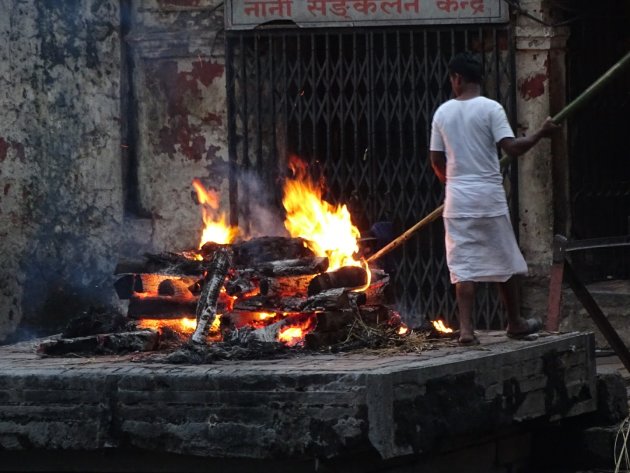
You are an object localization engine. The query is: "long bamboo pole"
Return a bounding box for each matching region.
[367,50,630,264]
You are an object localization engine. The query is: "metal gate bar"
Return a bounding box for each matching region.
[547,234,630,373]
[226,26,516,328]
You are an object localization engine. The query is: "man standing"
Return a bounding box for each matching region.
[429,52,559,345]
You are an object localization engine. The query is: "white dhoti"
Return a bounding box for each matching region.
[443,214,528,284]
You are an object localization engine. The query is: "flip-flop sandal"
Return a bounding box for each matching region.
[507,317,543,340]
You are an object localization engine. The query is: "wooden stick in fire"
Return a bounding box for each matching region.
[191,247,233,345]
[367,50,630,264]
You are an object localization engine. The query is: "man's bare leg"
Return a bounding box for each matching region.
[498,276,538,335]
[456,281,475,343]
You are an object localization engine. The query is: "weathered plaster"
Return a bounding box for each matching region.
[0,1,229,342]
[0,0,124,340]
[130,0,228,252]
[513,3,568,319]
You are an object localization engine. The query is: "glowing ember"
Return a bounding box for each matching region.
[398,324,409,336]
[432,320,453,334]
[256,312,277,320]
[278,326,306,346]
[138,317,199,333]
[192,179,238,247]
[277,314,316,347]
[282,156,362,271]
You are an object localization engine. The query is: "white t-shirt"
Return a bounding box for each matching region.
[430,96,515,218]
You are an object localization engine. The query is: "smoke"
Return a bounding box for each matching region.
[236,169,288,239]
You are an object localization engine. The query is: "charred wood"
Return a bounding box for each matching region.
[115,252,205,276]
[62,308,131,338]
[114,274,199,300]
[114,274,141,299]
[192,248,232,345]
[259,274,315,297]
[348,291,368,307]
[232,295,307,313]
[231,237,315,266]
[226,313,315,345]
[37,330,159,356]
[127,296,198,319]
[232,295,271,312]
[355,305,391,326]
[314,310,355,332]
[225,270,260,297]
[302,288,351,311]
[220,311,283,332]
[226,320,286,345]
[307,266,368,296]
[362,275,391,306]
[256,257,328,277]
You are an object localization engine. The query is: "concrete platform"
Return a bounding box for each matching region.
[0,331,597,471]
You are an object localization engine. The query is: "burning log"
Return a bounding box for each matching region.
[220,311,283,332]
[157,278,191,297]
[257,257,329,276]
[259,274,315,298]
[361,274,391,306]
[230,237,315,266]
[226,319,287,345]
[307,266,368,296]
[226,313,315,345]
[225,270,260,297]
[231,294,306,313]
[314,310,355,332]
[199,237,315,266]
[191,248,233,345]
[37,330,159,356]
[232,295,271,312]
[127,295,198,319]
[115,252,205,276]
[114,274,199,300]
[302,288,352,311]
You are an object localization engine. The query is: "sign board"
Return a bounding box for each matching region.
[226,0,510,30]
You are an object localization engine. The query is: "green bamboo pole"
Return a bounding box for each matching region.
[367,50,630,264]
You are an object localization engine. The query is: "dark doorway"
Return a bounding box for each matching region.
[566,0,630,281]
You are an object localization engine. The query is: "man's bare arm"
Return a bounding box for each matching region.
[499,116,560,157]
[430,150,447,183]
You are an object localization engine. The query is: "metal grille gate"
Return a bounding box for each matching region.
[226,26,516,329]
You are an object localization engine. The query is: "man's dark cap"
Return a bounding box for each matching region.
[448,52,483,83]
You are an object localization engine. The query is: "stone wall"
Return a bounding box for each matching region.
[0,0,124,340]
[0,0,228,342]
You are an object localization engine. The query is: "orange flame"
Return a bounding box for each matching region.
[192,179,238,247]
[282,156,362,272]
[277,314,316,347]
[278,326,306,346]
[138,317,199,334]
[398,324,409,336]
[432,320,453,334]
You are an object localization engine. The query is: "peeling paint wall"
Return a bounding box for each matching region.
[129,0,228,251]
[0,0,228,341]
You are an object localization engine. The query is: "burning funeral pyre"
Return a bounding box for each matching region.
[38,157,454,360]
